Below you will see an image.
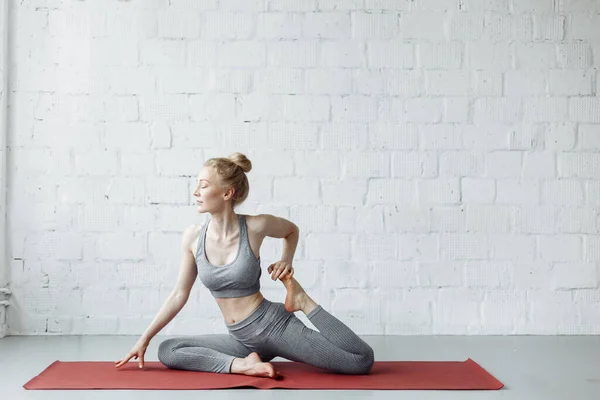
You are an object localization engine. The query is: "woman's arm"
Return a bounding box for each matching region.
[257,214,299,265]
[139,225,199,343]
[139,292,187,344]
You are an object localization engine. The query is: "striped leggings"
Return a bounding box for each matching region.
[157,298,374,375]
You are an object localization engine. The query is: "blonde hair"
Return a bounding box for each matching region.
[204,152,252,208]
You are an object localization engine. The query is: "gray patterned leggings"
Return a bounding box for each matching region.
[157,298,374,375]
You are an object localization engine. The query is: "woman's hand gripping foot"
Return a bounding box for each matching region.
[267,260,319,316]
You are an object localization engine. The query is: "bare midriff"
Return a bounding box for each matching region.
[216,292,265,325]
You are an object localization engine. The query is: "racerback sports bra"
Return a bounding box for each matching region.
[196,214,262,298]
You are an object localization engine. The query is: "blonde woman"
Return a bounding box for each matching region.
[115,153,374,378]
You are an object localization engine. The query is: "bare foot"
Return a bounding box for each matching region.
[282,276,307,313]
[233,352,279,379]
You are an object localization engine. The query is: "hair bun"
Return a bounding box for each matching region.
[228,152,252,173]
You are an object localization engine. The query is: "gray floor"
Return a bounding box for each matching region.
[1,335,599,399]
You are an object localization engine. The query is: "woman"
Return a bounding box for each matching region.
[115,153,375,378]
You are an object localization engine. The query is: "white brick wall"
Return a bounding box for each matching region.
[4,0,600,337]
[0,0,8,338]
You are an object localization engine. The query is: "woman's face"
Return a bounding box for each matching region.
[194,167,233,211]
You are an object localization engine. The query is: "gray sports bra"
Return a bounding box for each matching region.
[196,214,262,298]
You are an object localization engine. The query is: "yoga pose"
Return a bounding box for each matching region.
[115,153,375,378]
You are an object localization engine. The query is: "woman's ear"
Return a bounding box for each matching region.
[224,187,235,201]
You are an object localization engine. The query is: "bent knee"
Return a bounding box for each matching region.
[157,338,178,367]
[339,346,375,375]
[356,346,375,374]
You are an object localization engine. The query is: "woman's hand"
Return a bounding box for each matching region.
[115,339,149,369]
[267,261,294,281]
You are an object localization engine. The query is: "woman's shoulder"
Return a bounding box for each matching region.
[182,223,204,253]
[242,214,273,239]
[184,223,204,236]
[242,213,260,229]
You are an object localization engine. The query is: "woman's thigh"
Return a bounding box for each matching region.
[157,333,264,365]
[264,314,369,374]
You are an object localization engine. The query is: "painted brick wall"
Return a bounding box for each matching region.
[1,0,9,338]
[5,0,600,337]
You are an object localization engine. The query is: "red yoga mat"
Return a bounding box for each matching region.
[24,358,504,390]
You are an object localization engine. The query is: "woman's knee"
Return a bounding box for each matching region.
[331,346,374,375]
[352,345,374,375]
[365,346,375,374]
[157,338,177,367]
